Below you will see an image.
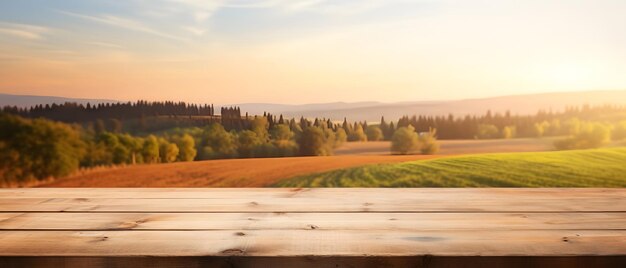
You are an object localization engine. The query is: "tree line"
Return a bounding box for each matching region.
[0,112,349,186]
[383,105,626,140]
[2,100,216,123]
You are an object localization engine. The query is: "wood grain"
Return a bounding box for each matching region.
[0,188,624,263]
[1,230,625,256]
[1,188,624,213]
[0,212,624,231]
[2,188,624,199]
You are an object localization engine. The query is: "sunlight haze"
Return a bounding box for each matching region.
[1,0,625,104]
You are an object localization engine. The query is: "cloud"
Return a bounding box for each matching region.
[0,22,52,40]
[181,26,206,36]
[284,0,420,15]
[218,0,417,15]
[85,41,124,49]
[57,10,186,42]
[161,0,225,22]
[143,0,413,21]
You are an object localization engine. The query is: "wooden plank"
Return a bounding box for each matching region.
[0,189,623,260]
[1,212,624,231]
[0,196,623,212]
[0,230,624,256]
[2,256,625,268]
[2,188,624,199]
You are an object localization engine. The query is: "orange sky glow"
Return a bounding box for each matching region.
[1,0,625,104]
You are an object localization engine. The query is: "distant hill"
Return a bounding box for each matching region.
[233,90,626,122]
[230,101,384,116]
[3,90,626,122]
[0,93,118,108]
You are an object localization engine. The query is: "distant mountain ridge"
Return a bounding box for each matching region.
[2,90,626,122]
[0,93,118,108]
[232,90,626,121]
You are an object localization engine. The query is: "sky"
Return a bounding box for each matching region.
[0,0,625,104]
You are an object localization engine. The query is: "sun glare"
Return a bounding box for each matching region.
[547,64,593,87]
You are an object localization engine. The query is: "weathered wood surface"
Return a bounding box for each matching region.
[0,188,624,266]
[1,212,625,230]
[2,256,625,268]
[1,188,624,212]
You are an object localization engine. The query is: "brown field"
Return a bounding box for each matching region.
[40,138,556,188]
[39,155,441,187]
[334,138,558,155]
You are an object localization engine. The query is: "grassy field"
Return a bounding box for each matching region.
[276,147,626,187]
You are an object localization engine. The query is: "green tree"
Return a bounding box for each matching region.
[348,124,367,142]
[335,128,347,147]
[501,126,516,139]
[118,134,144,164]
[0,114,85,185]
[172,134,197,161]
[158,138,179,163]
[271,124,298,156]
[391,126,419,155]
[379,117,391,140]
[200,123,238,159]
[476,124,499,139]
[98,132,129,164]
[271,124,294,141]
[366,125,384,141]
[299,126,332,156]
[238,130,262,158]
[142,135,160,163]
[251,116,269,142]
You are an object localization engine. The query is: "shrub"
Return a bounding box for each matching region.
[554,122,611,150]
[0,113,85,185]
[391,126,419,154]
[419,128,440,155]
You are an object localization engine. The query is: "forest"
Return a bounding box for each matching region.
[1,102,626,186]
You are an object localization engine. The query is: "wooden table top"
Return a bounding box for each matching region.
[0,188,625,257]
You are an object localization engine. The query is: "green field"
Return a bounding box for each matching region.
[276,147,626,187]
